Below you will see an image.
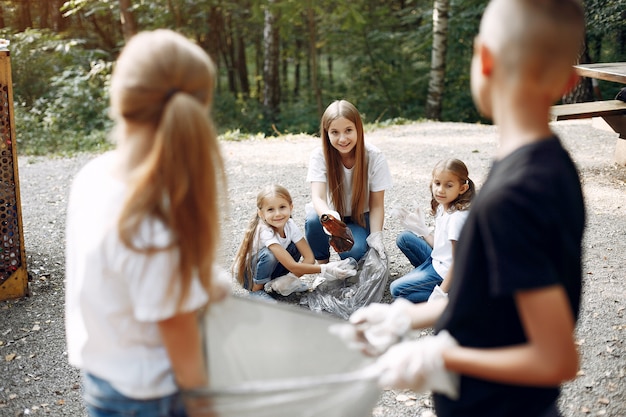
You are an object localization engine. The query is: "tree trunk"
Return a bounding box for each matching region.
[167,0,182,28]
[263,0,281,125]
[222,13,238,94]
[236,35,250,96]
[0,4,5,29]
[51,0,67,32]
[18,0,33,31]
[119,0,137,41]
[294,37,302,98]
[40,1,50,28]
[425,0,450,120]
[307,7,322,116]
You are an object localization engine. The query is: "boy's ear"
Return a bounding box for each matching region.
[561,69,580,95]
[480,43,494,76]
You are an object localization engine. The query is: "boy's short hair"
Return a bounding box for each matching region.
[480,0,584,80]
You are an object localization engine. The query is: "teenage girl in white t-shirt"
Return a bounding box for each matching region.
[305,100,393,263]
[390,159,475,303]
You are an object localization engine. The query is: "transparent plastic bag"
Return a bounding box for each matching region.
[300,245,390,320]
[186,295,381,417]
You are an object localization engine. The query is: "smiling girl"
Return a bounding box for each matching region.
[233,184,356,299]
[305,100,393,263]
[390,158,475,303]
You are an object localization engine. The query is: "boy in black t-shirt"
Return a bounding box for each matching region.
[339,1,586,416]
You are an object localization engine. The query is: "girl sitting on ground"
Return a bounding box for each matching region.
[391,158,475,303]
[233,184,356,299]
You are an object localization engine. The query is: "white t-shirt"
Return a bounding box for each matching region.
[431,206,469,278]
[252,218,304,254]
[65,152,209,399]
[306,142,393,216]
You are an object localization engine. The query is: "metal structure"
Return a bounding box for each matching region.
[0,49,28,300]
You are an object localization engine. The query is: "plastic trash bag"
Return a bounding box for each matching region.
[185,295,381,417]
[300,244,390,320]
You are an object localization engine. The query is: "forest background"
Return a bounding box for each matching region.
[1,0,625,155]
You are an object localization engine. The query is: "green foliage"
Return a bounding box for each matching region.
[2,29,113,155]
[0,0,621,154]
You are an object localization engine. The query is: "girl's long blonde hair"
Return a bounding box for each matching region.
[430,158,475,215]
[232,185,293,289]
[320,100,368,227]
[111,29,225,307]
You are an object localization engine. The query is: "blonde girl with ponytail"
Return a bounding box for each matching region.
[65,29,226,416]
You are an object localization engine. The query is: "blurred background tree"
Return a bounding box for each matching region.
[0,0,623,154]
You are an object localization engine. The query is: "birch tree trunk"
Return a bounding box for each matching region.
[263,0,281,125]
[425,0,450,121]
[307,7,322,117]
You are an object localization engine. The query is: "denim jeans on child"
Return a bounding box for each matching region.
[82,372,187,417]
[305,212,370,261]
[390,230,442,303]
[245,241,301,289]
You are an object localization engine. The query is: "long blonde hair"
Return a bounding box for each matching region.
[111,29,225,306]
[232,184,293,289]
[320,100,368,227]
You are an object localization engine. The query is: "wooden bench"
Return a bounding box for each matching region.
[550,99,626,139]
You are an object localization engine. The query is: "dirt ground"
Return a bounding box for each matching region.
[1,119,624,416]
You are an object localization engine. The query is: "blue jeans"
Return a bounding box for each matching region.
[305,211,370,261]
[82,372,187,417]
[245,242,301,289]
[390,231,442,303]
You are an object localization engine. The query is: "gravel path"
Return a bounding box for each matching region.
[1,120,624,416]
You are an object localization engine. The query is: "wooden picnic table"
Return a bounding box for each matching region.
[551,62,626,165]
[575,62,626,85]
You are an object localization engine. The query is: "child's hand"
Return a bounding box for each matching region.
[374,330,459,399]
[330,298,413,356]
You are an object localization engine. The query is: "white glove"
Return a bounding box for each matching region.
[264,273,309,296]
[320,260,357,281]
[329,298,413,356]
[404,208,430,237]
[322,210,341,235]
[375,330,460,399]
[428,285,448,303]
[366,231,386,259]
[391,206,430,237]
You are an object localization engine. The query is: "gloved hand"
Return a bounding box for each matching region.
[366,231,386,259]
[264,273,309,296]
[329,298,413,356]
[374,330,460,399]
[391,206,430,237]
[321,210,341,235]
[320,260,357,281]
[428,285,448,303]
